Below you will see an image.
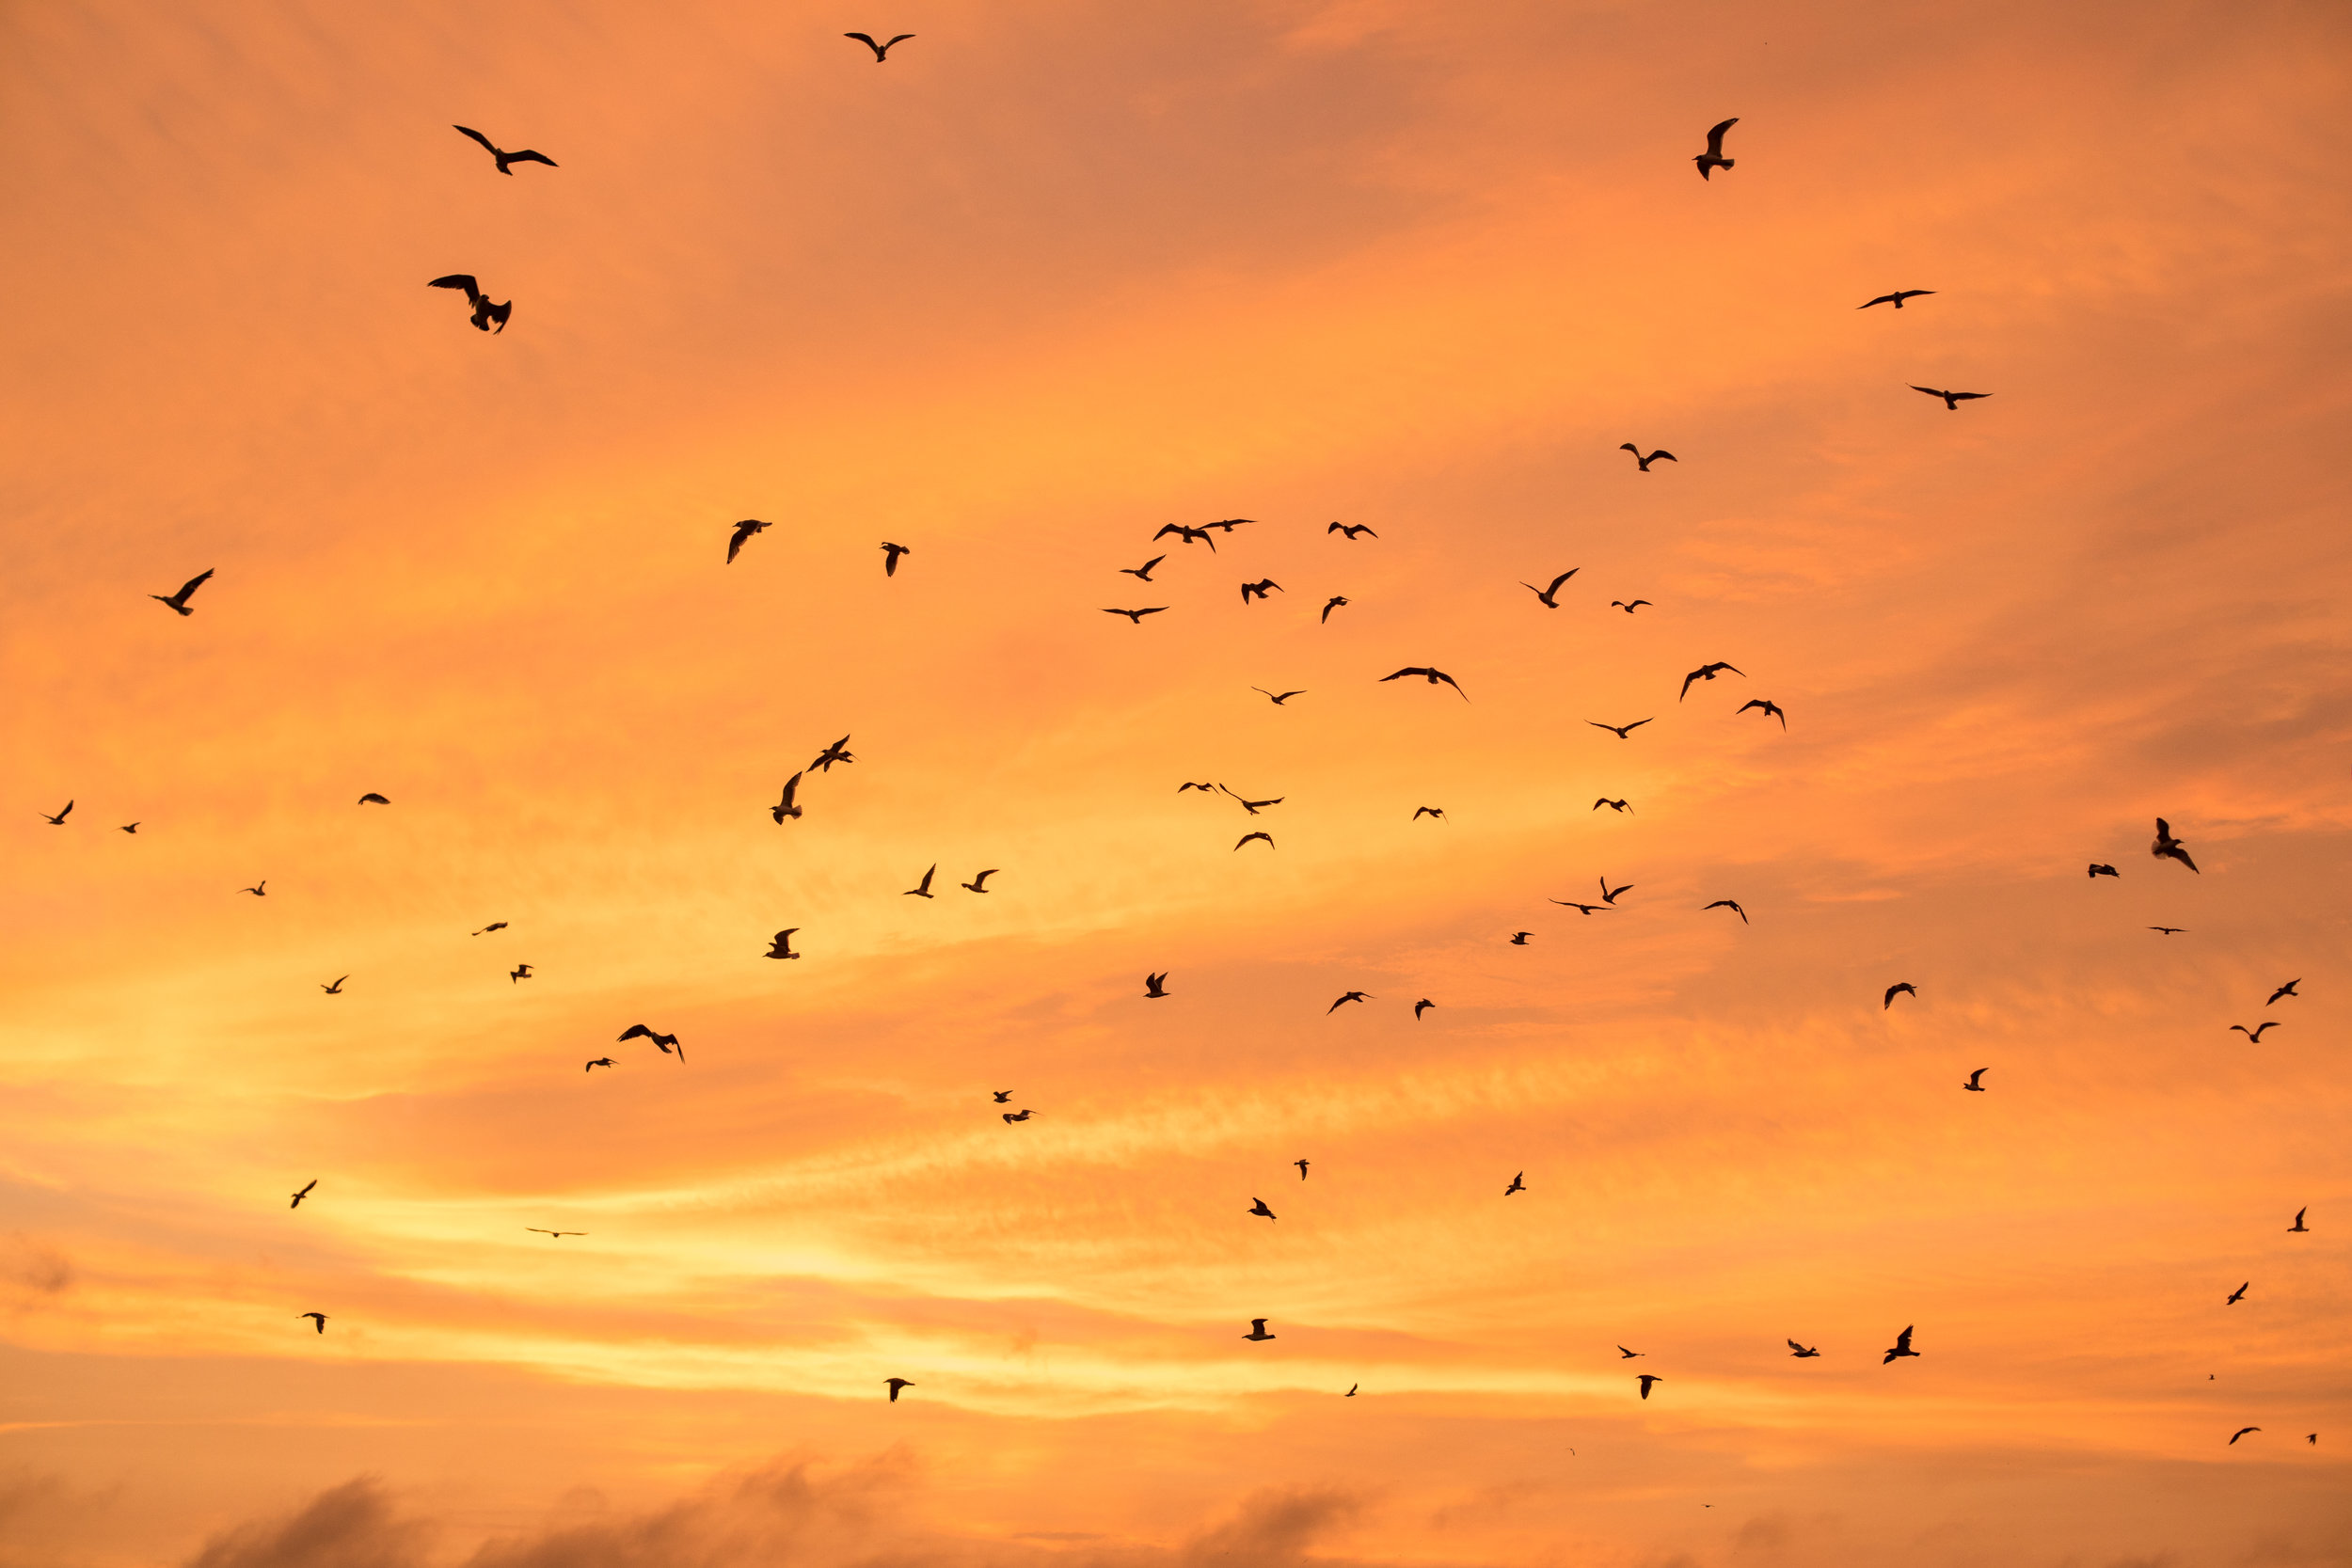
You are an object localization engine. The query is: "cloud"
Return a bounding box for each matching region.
[185,1477,433,1568]
[1179,1488,1359,1568]
[0,1233,72,1298]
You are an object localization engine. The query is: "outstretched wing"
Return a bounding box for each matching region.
[1706,118,1739,155]
[428,274,483,303]
[1950,391,1990,401]
[1909,385,1946,398]
[504,150,558,168]
[618,1024,650,1042]
[175,568,215,601]
[884,33,915,46]
[1546,571,1577,594]
[845,31,881,50]
[453,124,501,156]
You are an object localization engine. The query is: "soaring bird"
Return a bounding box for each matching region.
[1411,806,1446,822]
[1637,1374,1664,1399]
[1252,688,1305,705]
[1589,719,1653,738]
[2088,863,2119,878]
[1509,931,1532,944]
[2151,818,2199,872]
[1221,786,1283,816]
[453,124,557,175]
[905,865,936,897]
[1884,983,1916,1008]
[119,822,138,833]
[1328,522,1377,539]
[1239,578,1282,603]
[771,773,804,823]
[1234,832,1275,850]
[1243,1319,1276,1340]
[1380,666,1469,700]
[991,1090,1013,1103]
[1152,523,1216,551]
[1679,662,1743,700]
[1598,878,1633,905]
[1704,899,1747,924]
[1788,1339,1820,1357]
[725,519,768,563]
[1692,117,1738,178]
[2289,1207,2308,1232]
[240,881,267,896]
[1883,1325,1920,1363]
[1413,999,1436,1019]
[1120,555,1166,581]
[845,31,914,59]
[526,1228,585,1238]
[880,542,911,577]
[809,736,855,772]
[298,1312,328,1334]
[1738,699,1788,728]
[358,793,389,805]
[2150,927,2186,936]
[2267,979,2301,1006]
[1910,385,1989,410]
[765,929,799,960]
[40,801,72,825]
[1593,798,1633,815]
[1103,607,1168,623]
[2227,1282,2249,1304]
[1321,595,1348,623]
[1345,1385,1358,1396]
[1503,1172,1525,1196]
[1295,1159,1310,1180]
[1619,445,1676,471]
[1616,1346,1644,1358]
[1963,1068,1988,1092]
[2229,1022,2278,1042]
[320,975,347,994]
[2230,1427,2260,1445]
[1248,1197,1277,1221]
[510,964,532,983]
[1144,972,1168,998]
[427,274,511,332]
[1611,599,1652,612]
[886,1378,914,1402]
[290,1180,317,1210]
[584,1058,613,1071]
[1522,570,1579,608]
[1859,290,1934,309]
[961,869,997,893]
[1328,990,1371,1012]
[617,1024,682,1059]
[1002,1109,1033,1123]
[1178,782,1217,793]
[151,568,214,616]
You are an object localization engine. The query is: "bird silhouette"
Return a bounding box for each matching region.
[1883,1325,1920,1363]
[880,542,911,577]
[1252,688,1305,705]
[1593,798,1633,814]
[961,869,997,893]
[1619,445,1676,471]
[1963,1068,1988,1092]
[1243,1319,1276,1340]
[2088,863,2119,878]
[298,1312,328,1334]
[1144,972,1168,998]
[1103,607,1168,623]
[584,1058,613,1071]
[1152,523,1216,551]
[453,124,556,175]
[845,31,914,60]
[119,822,138,833]
[510,964,532,983]
[1239,578,1282,603]
[1704,899,1747,924]
[1589,719,1653,738]
[1234,832,1275,850]
[1220,786,1283,816]
[1738,699,1788,728]
[1381,666,1469,700]
[2150,927,2186,936]
[1859,290,1934,309]
[1345,1384,1358,1396]
[808,736,854,772]
[2229,1022,2278,1042]
[1295,1159,1310,1180]
[993,1091,1012,1103]
[1509,931,1532,944]
[526,1228,585,1238]
[1521,570,1579,608]
[1321,595,1348,623]
[1911,385,1990,410]
[320,975,347,994]
[1328,522,1377,539]
[1692,117,1738,178]
[427,274,511,332]
[1413,999,1436,1019]
[886,1377,914,1401]
[1328,991,1371,1012]
[617,1024,682,1059]
[725,519,768,563]
[2288,1207,2308,1232]
[2227,1282,2249,1304]
[1248,1197,1277,1221]
[1611,599,1652,612]
[905,865,936,897]
[1679,662,1742,700]
[151,568,214,615]
[240,881,267,896]
[357,792,389,806]
[1617,1345,1644,1358]
[1637,1374,1663,1399]
[1503,1172,1525,1196]
[765,929,799,960]
[1120,555,1167,581]
[1599,879,1633,905]
[1002,1109,1033,1123]
[2266,979,2301,1006]
[40,801,72,825]
[2230,1427,2260,1445]
[290,1180,317,1209]
[1884,983,1916,1008]
[1788,1339,1820,1357]
[1412,806,1445,821]
[771,773,804,823]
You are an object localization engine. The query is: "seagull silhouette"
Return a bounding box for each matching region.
[1317,522,1375,542]
[1590,719,1653,738]
[1239,578,1282,603]
[2088,863,2120,879]
[1414,999,1435,1019]
[1379,666,1469,700]
[1883,1325,1920,1363]
[1599,878,1633,905]
[1234,832,1275,850]
[1704,900,1747,924]
[1321,595,1348,623]
[808,736,854,772]
[1252,688,1305,705]
[40,801,72,825]
[453,125,556,175]
[1509,931,1533,944]
[1637,1373,1664,1399]
[725,519,768,563]
[1611,599,1652,612]
[1346,1384,1359,1396]
[845,31,914,59]
[2266,979,2301,1006]
[151,568,214,615]
[905,864,936,897]
[1617,1345,1644,1358]
[2230,1427,2260,1445]
[617,1024,682,1059]
[1692,117,1738,178]
[1144,972,1168,998]
[880,541,911,577]
[2151,819,2200,871]
[2288,1207,2308,1232]
[1328,990,1371,1012]
[1103,607,1168,623]
[1295,1159,1310,1180]
[2227,1282,2249,1304]
[358,793,389,805]
[771,773,803,823]
[1503,1171,1525,1195]
[427,274,511,332]
[961,869,997,893]
[1003,1109,1034,1123]
[1679,662,1742,700]
[1619,445,1676,471]
[1884,983,1916,1008]
[1911,385,1990,410]
[1152,523,1216,551]
[1248,1197,1277,1221]
[1120,554,1167,581]
[1220,787,1285,816]
[526,1228,585,1238]
[1738,699,1787,729]
[886,1378,914,1402]
[320,976,347,994]
[290,1180,317,1210]
[119,822,138,833]
[1963,1068,1988,1092]
[1522,570,1579,608]
[584,1058,613,1071]
[510,964,532,983]
[765,929,799,960]
[2229,1022,2278,1042]
[993,1091,1012,1103]
[1788,1339,1820,1357]
[1412,806,1446,821]
[240,881,267,896]
[299,1312,328,1334]
[2150,927,2186,936]
[1244,1319,1276,1340]
[1593,798,1633,815]
[1859,290,1934,309]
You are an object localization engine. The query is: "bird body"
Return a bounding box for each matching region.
[2230,1427,2260,1445]
[510,964,532,983]
[151,568,214,615]
[1144,972,1168,998]
[845,31,914,60]
[1295,1159,1310,1180]
[1411,806,1445,820]
[1693,117,1738,178]
[1963,1068,1987,1091]
[1503,1171,1525,1196]
[119,822,138,832]
[453,125,556,175]
[765,929,800,960]
[1788,1339,1820,1357]
[299,1312,328,1334]
[2088,863,2119,878]
[1244,1319,1275,1340]
[427,275,511,332]
[1248,1197,1277,1221]
[2227,1281,2249,1304]
[1413,998,1435,1019]
[1637,1373,1663,1399]
[2289,1207,2308,1232]
[1509,931,1532,944]
[526,1227,585,1238]
[880,542,911,577]
[886,1377,914,1401]
[725,519,769,563]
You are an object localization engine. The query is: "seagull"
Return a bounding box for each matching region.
[150,568,215,615]
[1884,983,1916,1008]
[1911,385,1990,410]
[1295,1159,1310,1180]
[526,1228,585,1238]
[765,929,799,960]
[2229,1022,2278,1042]
[1320,595,1348,623]
[1593,798,1633,814]
[1103,607,1168,623]
[1002,1109,1033,1123]
[1619,445,1676,471]
[510,964,532,983]
[1503,1172,1525,1196]
[617,1024,682,1059]
[1679,662,1743,700]
[993,1091,1011,1103]
[1152,523,1216,551]
[1599,878,1633,905]
[880,542,911,577]
[2088,863,2119,878]
[771,773,804,823]
[1788,1340,1820,1357]
[725,519,768,563]
[320,975,347,994]
[2288,1208,2308,1232]
[1637,1374,1664,1399]
[1738,699,1788,728]
[453,125,557,175]
[1413,999,1435,1019]
[1617,1346,1644,1358]
[1144,972,1168,998]
[1251,688,1305,705]
[40,801,72,825]
[290,1180,317,1209]
[427,274,511,332]
[1521,570,1579,608]
[1239,578,1282,603]
[1509,931,1532,944]
[1234,832,1275,850]
[1692,117,1738,178]
[1120,555,1167,581]
[584,1058,613,1071]
[2150,927,2186,936]
[809,736,854,772]
[298,1312,328,1334]
[1859,290,1934,309]
[1328,522,1377,539]
[845,31,914,60]
[1328,991,1371,1013]
[1883,1325,1920,1363]
[1611,599,1652,612]
[1551,900,1611,913]
[905,865,936,897]
[1380,666,1469,700]
[961,869,997,893]
[1244,1319,1276,1340]
[240,881,267,896]
[1963,1068,1988,1091]
[886,1378,914,1402]
[2230,1427,2260,1445]
[1589,719,1653,738]
[358,793,389,805]
[1704,900,1747,924]
[119,822,138,833]
[2266,979,2301,1006]
[1345,1385,1358,1396]
[1220,786,1283,816]
[2227,1282,2249,1304]
[1411,806,1446,821]
[1248,1197,1277,1220]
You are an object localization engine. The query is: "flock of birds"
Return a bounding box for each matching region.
[44,40,2320,1456]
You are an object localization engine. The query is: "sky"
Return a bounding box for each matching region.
[3,0,2349,1564]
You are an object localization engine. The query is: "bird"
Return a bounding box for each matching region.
[1152,523,1216,551]
[1328,522,1377,539]
[1144,972,1168,998]
[2150,927,2186,936]
[1320,595,1348,623]
[2288,1208,2308,1232]
[992,1091,1012,1103]
[510,964,532,983]
[150,568,214,615]
[2227,1282,2249,1304]
[1295,1159,1310,1180]
[1244,1320,1276,1341]
[526,1228,585,1239]
[1120,555,1166,581]
[1679,662,1743,700]
[1103,607,1168,624]
[765,929,799,960]
[1611,599,1652,612]
[320,975,347,994]
[885,1378,914,1402]
[1345,1385,1358,1396]
[1380,666,1469,700]
[357,793,389,805]
[584,1058,613,1071]
[1637,1374,1663,1399]
[1963,1069,1988,1092]
[1503,1172,1525,1196]
[2229,1022,2278,1042]
[961,869,997,893]
[771,773,804,823]
[1521,570,1579,608]
[880,542,911,577]
[453,125,557,175]
[617,1024,682,1059]
[1002,1109,1033,1123]
[808,736,855,772]
[1788,1340,1820,1357]
[40,801,72,825]
[1589,719,1653,738]
[1616,1346,1644,1358]
[725,519,768,563]
[1328,991,1371,1013]
[1239,578,1282,603]
[1910,385,1990,410]
[1859,290,1935,309]
[2230,1427,2260,1446]
[1412,806,1445,821]
[1883,1325,1920,1363]
[1220,786,1283,816]
[2267,979,2301,1006]
[290,1180,317,1210]
[240,881,267,896]
[2088,863,2119,879]
[119,823,138,833]
[1884,983,1916,1008]
[1704,900,1747,924]
[1738,699,1788,729]
[1599,879,1633,905]
[1509,931,1532,944]
[427,275,511,332]
[1619,445,1677,471]
[1413,999,1435,1019]
[1692,117,1738,178]
[904,865,936,898]
[845,31,914,60]
[1248,1198,1277,1221]
[1234,832,1275,850]
[2310,1434,2319,1445]
[298,1312,328,1334]
[1251,688,1305,705]
[1593,798,1633,814]
[1549,902,1607,917]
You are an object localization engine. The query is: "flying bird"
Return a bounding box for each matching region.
[1177,782,1217,793]
[1103,607,1168,623]
[1599,878,1633,905]
[1859,290,1934,309]
[1152,523,1216,551]
[1637,1374,1663,1399]
[1239,578,1282,603]
[765,929,799,960]
[469,921,505,935]
[1244,1319,1276,1340]
[298,1312,328,1334]
[1411,806,1445,820]
[1679,662,1743,700]
[1589,719,1653,738]
[617,1024,682,1059]
[2088,863,2119,878]
[1619,445,1677,471]
[1738,699,1788,728]
[886,1378,914,1402]
[1704,899,1747,924]
[1503,1172,1525,1196]
[2230,1427,2260,1445]
[2150,927,2186,936]
[1328,522,1377,539]
[151,568,214,615]
[1883,1325,1920,1363]
[845,31,914,60]
[584,1058,613,1071]
[725,519,768,563]
[453,124,557,175]
[290,1180,317,1210]
[1521,570,1579,608]
[1963,1068,1988,1092]
[1220,786,1283,816]
[510,964,532,983]
[1884,983,1916,1008]
[1593,798,1633,814]
[119,823,138,833]
[1379,666,1469,700]
[1611,599,1651,612]
[1328,990,1371,1012]
[320,975,347,994]
[1234,832,1275,850]
[40,801,72,825]
[961,869,997,893]
[1144,972,1168,998]
[1320,595,1348,623]
[905,865,935,897]
[1295,1159,1310,1180]
[809,736,854,772]
[1413,999,1435,1019]
[1788,1340,1820,1357]
[240,881,267,896]
[1002,1109,1033,1123]
[427,274,511,332]
[2288,1208,2308,1232]
[1345,1384,1358,1396]
[1617,1346,1644,1358]
[993,1091,1012,1103]
[1248,1197,1277,1221]
[1692,117,1738,178]
[526,1228,585,1238]
[2227,1282,2249,1304]
[771,773,804,823]
[1509,931,1532,944]
[880,542,911,577]
[1911,385,1990,410]
[2266,979,2301,1006]
[2229,1022,2278,1042]
[357,793,389,805]
[1251,688,1305,705]
[1120,555,1166,580]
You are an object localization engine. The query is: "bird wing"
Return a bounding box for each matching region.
[1380,668,1424,681]
[453,125,501,155]
[884,33,915,46]
[504,150,557,168]
[1860,293,1895,309]
[1706,118,1738,153]
[1547,571,1576,594]
[429,275,483,303]
[1909,385,1946,398]
[174,568,215,601]
[845,31,880,46]
[618,1024,649,1041]
[1951,391,1990,401]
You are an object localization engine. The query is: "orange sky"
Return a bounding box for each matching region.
[4,1,2349,1564]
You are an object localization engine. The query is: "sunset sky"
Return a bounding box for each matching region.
[4,2,2349,1564]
